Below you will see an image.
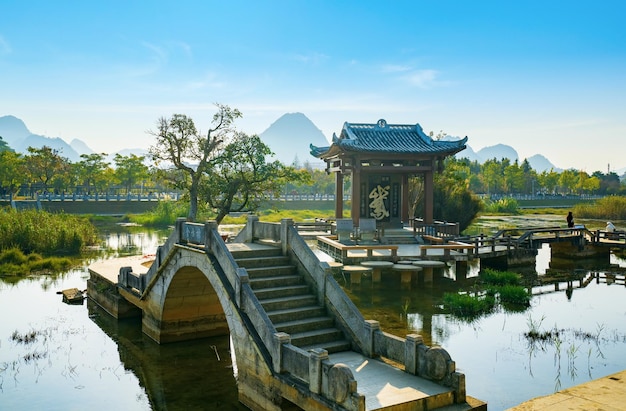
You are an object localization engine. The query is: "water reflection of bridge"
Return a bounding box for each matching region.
[530,271,626,297]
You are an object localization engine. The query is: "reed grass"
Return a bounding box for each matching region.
[574,196,626,220]
[0,208,98,255]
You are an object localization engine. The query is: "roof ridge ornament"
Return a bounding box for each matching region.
[376,119,387,128]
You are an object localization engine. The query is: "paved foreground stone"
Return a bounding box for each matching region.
[508,370,626,410]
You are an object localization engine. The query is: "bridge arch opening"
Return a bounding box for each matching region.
[157,265,230,343]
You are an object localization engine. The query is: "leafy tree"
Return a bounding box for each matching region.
[149,105,241,221]
[23,146,70,193]
[558,169,578,194]
[503,160,525,194]
[114,153,149,194]
[0,150,26,195]
[411,158,481,231]
[593,171,622,195]
[433,160,482,231]
[76,153,110,194]
[481,159,503,194]
[201,132,310,224]
[0,136,13,152]
[537,169,559,194]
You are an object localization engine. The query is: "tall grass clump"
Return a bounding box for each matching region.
[442,291,496,318]
[482,197,520,214]
[574,196,626,220]
[480,269,530,306]
[129,201,189,227]
[496,284,531,306]
[0,247,73,276]
[0,209,97,255]
[443,269,531,319]
[480,268,521,286]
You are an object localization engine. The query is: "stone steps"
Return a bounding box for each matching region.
[252,284,311,300]
[235,245,350,353]
[244,265,297,277]
[235,255,291,268]
[266,306,327,323]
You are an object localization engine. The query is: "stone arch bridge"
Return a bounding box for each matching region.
[88,217,485,411]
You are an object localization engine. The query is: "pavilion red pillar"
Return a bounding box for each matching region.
[335,172,343,219]
[424,170,434,224]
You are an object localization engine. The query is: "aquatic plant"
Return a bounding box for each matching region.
[480,269,521,286]
[495,284,531,306]
[442,291,495,318]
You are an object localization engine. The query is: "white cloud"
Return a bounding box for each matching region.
[402,69,440,88]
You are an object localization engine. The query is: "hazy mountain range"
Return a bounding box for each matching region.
[1,114,622,175]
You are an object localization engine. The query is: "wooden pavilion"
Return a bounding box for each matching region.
[310,119,467,228]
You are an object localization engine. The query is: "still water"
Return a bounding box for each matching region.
[1,227,626,411]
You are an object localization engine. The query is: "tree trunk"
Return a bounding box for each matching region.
[188,181,198,221]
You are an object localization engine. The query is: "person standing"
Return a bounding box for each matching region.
[566,211,574,228]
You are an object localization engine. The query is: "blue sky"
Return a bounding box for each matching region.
[1,1,625,172]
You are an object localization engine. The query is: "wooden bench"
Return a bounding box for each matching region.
[420,241,474,259]
[317,235,398,263]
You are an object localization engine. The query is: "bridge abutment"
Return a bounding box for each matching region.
[550,242,610,260]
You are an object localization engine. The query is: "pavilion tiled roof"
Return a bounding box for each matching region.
[310,119,467,159]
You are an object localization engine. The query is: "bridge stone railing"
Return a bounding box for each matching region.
[119,217,185,296]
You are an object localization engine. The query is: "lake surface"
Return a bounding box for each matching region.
[1,221,626,411]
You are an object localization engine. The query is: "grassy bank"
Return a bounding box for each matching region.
[0,208,98,278]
